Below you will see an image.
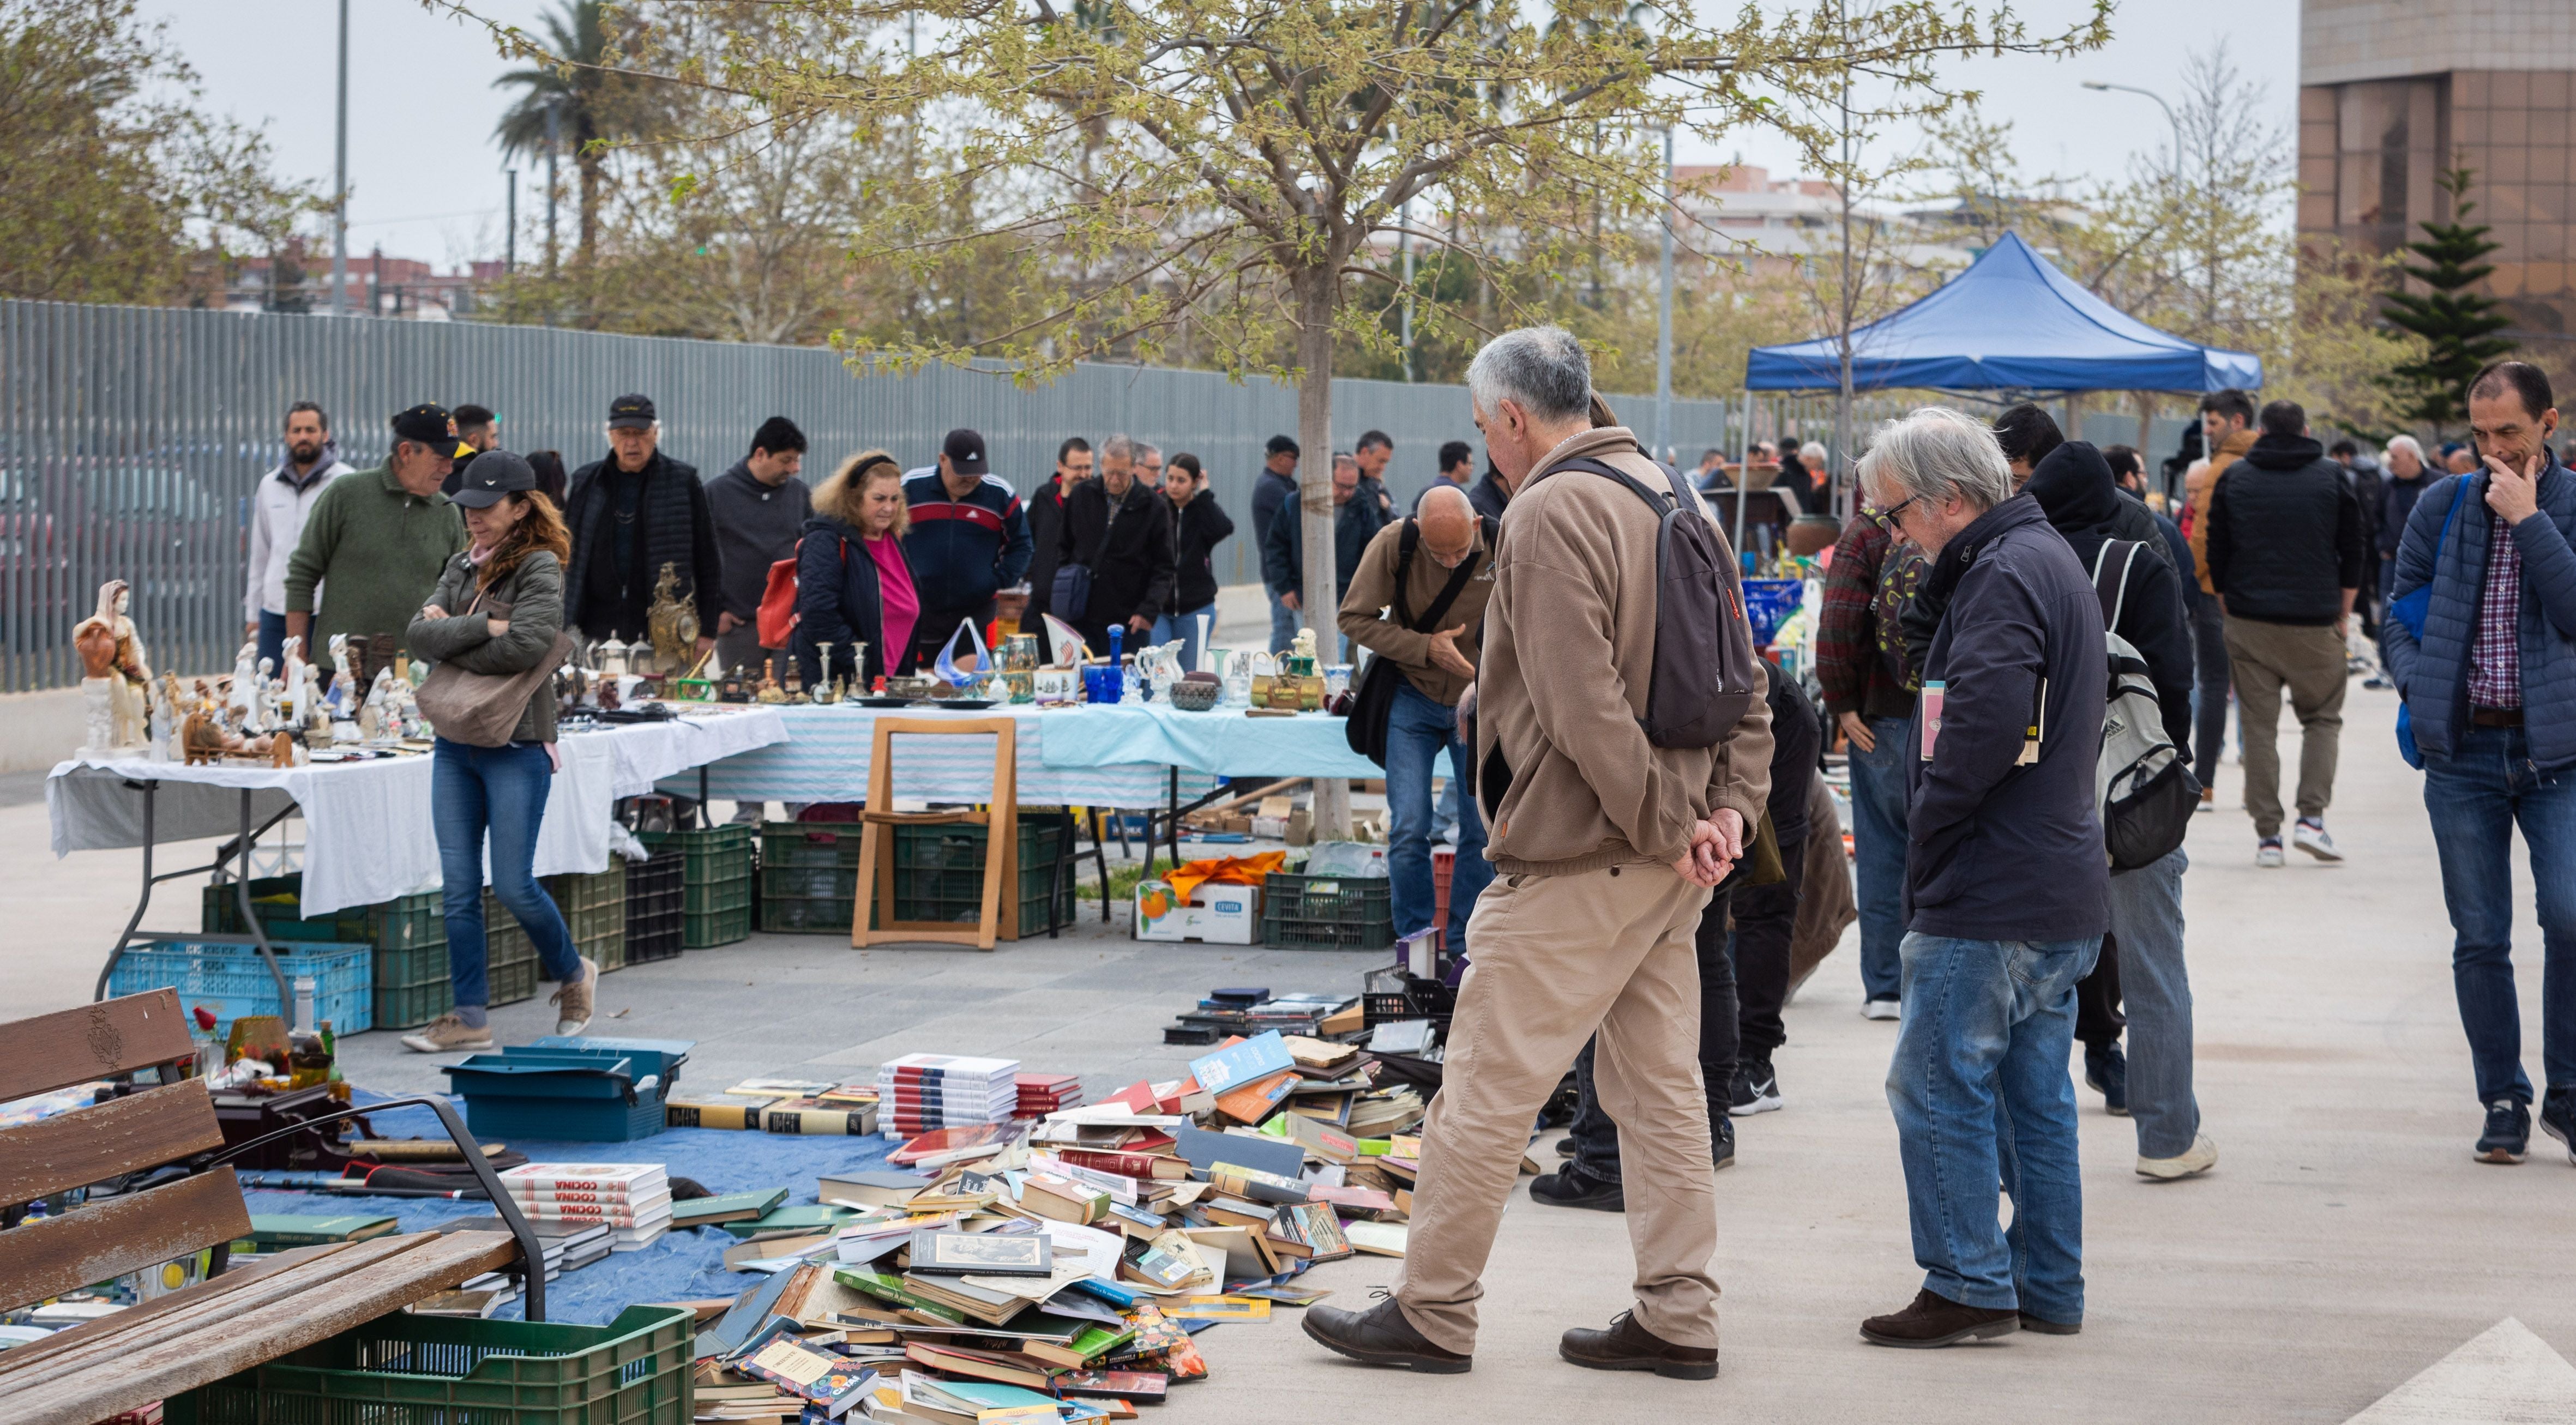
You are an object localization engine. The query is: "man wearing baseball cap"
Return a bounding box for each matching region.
[563,393,721,654]
[284,403,469,660]
[900,426,1033,668]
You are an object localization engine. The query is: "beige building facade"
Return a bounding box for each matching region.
[2300,0,2576,349]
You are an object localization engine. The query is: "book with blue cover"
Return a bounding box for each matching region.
[1188,1032,1293,1095]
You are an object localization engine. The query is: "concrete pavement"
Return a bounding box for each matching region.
[8,683,2575,1420]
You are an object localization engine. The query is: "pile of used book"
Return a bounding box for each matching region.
[685,1029,1435,1422]
[497,1161,672,1252]
[1162,988,1361,1046]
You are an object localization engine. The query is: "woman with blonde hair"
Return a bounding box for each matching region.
[400,452,595,1053]
[795,450,921,691]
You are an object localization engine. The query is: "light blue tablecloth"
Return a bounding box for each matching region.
[1037,702,1451,780]
[660,703,1221,807]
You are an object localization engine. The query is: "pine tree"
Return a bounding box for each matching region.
[2381,164,2517,433]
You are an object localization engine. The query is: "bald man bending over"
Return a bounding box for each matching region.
[1340,482,1500,954]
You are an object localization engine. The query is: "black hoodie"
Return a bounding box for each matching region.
[2023,441,2196,757]
[2205,432,2364,626]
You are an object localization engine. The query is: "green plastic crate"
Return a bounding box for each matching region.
[168,1304,693,1425]
[374,931,455,1030]
[891,822,1072,932]
[1260,871,1396,950]
[757,822,866,934]
[683,903,753,948]
[680,874,751,916]
[479,886,621,1001]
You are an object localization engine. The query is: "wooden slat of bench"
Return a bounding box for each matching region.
[0,1241,362,1384]
[4,1231,519,1425]
[0,991,191,1103]
[0,1169,251,1314]
[0,1082,226,1205]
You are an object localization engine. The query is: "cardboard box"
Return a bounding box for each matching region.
[1134,881,1260,945]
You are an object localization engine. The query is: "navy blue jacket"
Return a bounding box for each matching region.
[1262,490,1389,604]
[792,516,919,690]
[1904,494,2110,943]
[1251,470,1298,591]
[898,470,1034,617]
[2381,454,2576,770]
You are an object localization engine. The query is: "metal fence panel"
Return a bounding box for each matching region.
[2,299,1766,691]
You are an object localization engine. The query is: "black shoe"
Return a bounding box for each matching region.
[2536,1090,2575,1166]
[1859,1288,2020,1349]
[2478,1098,2531,1164]
[1729,1058,1783,1116]
[2018,1312,2081,1335]
[1560,1309,1718,1380]
[2084,1043,2130,1117]
[1712,1115,1736,1171]
[1553,1136,1575,1156]
[1528,1164,1625,1211]
[1303,1297,1472,1374]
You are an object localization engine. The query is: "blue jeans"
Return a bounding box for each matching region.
[1887,932,2100,1322]
[1267,589,1299,654]
[434,738,582,1008]
[1385,680,1489,953]
[1152,604,1215,672]
[2108,848,2199,1158]
[2423,723,2576,1104]
[1846,715,1912,1003]
[255,609,288,673]
[2189,598,2231,790]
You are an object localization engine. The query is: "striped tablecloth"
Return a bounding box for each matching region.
[658,703,1224,807]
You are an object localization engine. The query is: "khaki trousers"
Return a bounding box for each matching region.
[2221,615,2347,837]
[1394,862,1720,1353]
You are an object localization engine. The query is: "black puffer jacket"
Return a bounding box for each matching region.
[563,450,722,642]
[2205,433,2364,626]
[2024,440,2196,757]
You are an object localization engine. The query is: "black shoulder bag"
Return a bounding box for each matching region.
[1344,516,1494,766]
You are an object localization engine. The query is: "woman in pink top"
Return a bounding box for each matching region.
[793,450,922,691]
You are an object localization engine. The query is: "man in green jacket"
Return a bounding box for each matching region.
[286,404,470,662]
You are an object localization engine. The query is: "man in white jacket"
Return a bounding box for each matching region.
[245,402,352,669]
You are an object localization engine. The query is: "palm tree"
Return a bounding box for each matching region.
[493,1,618,270]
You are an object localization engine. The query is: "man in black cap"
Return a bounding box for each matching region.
[438,403,503,497]
[1253,434,1302,652]
[285,403,468,660]
[900,426,1033,667]
[563,393,721,656]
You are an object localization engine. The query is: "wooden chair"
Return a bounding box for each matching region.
[0,990,543,1425]
[853,717,1018,950]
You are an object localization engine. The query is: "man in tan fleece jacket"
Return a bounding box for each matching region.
[1304,326,1772,1381]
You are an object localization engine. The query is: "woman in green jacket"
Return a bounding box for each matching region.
[398,451,597,1054]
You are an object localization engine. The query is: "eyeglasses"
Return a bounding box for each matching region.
[1866,494,1919,523]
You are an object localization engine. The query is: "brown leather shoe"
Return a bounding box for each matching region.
[1859,1289,2019,1348]
[1303,1297,1472,1374]
[2018,1312,2081,1335]
[1560,1309,1718,1380]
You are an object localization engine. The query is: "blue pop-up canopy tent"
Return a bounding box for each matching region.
[1744,231,2262,395]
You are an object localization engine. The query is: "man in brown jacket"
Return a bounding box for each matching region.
[1304,327,1772,1381]
[1338,484,1497,955]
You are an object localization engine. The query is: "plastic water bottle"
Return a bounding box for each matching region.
[293,975,316,1033]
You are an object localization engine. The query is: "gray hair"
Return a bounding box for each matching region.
[1467,325,1591,424]
[1858,406,2015,513]
[1135,443,1161,462]
[1332,451,1358,471]
[1103,433,1135,464]
[1799,441,1828,465]
[2384,433,2424,465]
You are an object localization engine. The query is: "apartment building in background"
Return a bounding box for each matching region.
[2301,0,2576,364]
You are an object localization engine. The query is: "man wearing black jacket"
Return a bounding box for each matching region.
[1057,439,1177,659]
[1153,452,1233,668]
[1857,406,2106,1348]
[1253,436,1302,653]
[564,393,721,654]
[2207,398,2365,867]
[1025,437,1091,661]
[2026,439,2217,1181]
[1262,453,1389,651]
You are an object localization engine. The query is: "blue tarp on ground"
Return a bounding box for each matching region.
[242,1093,903,1325]
[1744,231,2263,395]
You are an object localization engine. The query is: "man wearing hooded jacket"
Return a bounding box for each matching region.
[2026,439,2218,1180]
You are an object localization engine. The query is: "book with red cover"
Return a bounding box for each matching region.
[1213,1070,1297,1125]
[889,1124,1014,1166]
[1055,1150,1187,1181]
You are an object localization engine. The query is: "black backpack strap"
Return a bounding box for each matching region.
[1392,519,1422,627]
[1548,454,1684,518]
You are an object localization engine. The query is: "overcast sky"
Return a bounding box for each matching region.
[145,0,2301,273]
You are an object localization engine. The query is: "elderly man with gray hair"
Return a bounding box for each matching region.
[1852,406,2109,1349]
[1304,325,1772,1382]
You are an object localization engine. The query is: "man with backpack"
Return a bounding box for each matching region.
[1304,326,1771,1382]
[1854,406,2107,1348]
[2026,438,2218,1182]
[1336,485,1496,957]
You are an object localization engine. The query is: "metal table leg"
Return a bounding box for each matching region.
[94,780,294,1016]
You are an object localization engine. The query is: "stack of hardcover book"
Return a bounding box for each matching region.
[877,1054,1020,1137]
[496,1162,671,1251]
[1013,1073,1082,1119]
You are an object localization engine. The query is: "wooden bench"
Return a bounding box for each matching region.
[0,990,544,1425]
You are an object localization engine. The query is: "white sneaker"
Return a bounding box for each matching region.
[2256,839,2285,868]
[2196,787,2215,814]
[2292,820,2342,862]
[2136,1133,2219,1180]
[1862,998,1901,1021]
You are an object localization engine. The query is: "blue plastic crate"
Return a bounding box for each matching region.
[1742,577,1804,646]
[107,940,373,1037]
[442,1040,685,1142]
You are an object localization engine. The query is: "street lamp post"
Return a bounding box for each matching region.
[329,0,348,316]
[2083,79,2187,493]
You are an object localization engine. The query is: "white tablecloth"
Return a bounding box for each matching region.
[660,703,1222,806]
[47,708,789,918]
